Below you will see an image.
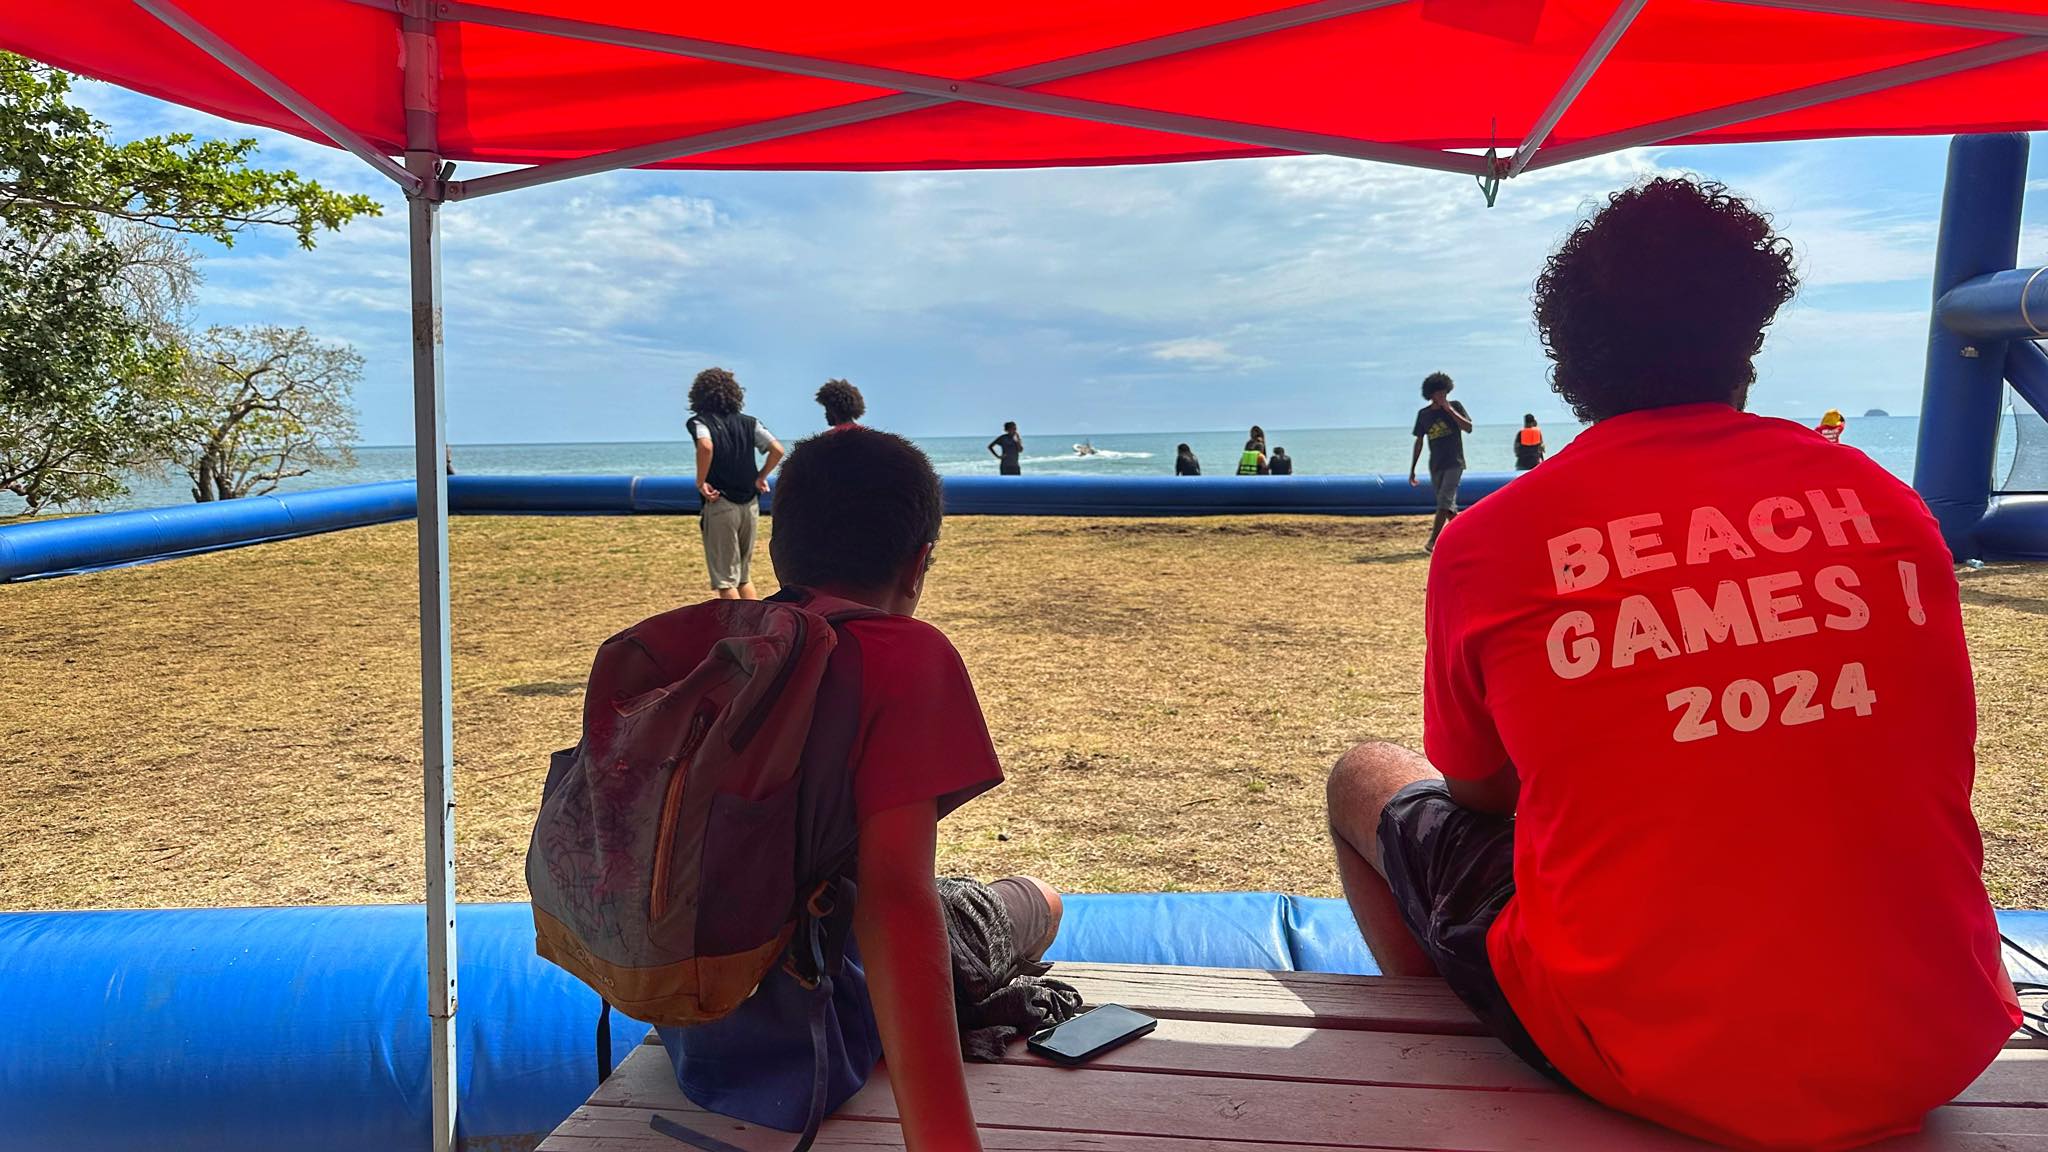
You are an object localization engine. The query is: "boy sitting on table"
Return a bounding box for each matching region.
[1326,177,2019,1150]
[658,427,1066,1151]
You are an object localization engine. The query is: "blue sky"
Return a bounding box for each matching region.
[80,82,2046,445]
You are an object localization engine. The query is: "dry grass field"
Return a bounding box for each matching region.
[2,513,2044,910]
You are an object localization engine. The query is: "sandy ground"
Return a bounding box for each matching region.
[2,513,2044,910]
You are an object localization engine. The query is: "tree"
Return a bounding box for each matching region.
[0,233,183,513]
[175,326,360,502]
[0,54,377,513]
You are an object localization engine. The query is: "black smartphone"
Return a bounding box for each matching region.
[1026,1004,1157,1065]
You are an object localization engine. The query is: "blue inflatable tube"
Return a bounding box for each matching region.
[0,480,418,582]
[2,898,2041,1152]
[0,902,639,1152]
[1,473,1517,582]
[935,473,1514,517]
[446,474,717,516]
[1915,133,2030,558]
[1977,495,2048,560]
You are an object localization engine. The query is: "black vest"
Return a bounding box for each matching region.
[694,411,760,504]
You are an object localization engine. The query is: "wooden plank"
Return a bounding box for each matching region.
[575,1048,1709,1150]
[540,1110,1437,1151]
[1051,963,1483,1035]
[1000,1019,2040,1107]
[562,1045,2048,1152]
[1956,1048,2048,1107]
[1000,1017,1559,1092]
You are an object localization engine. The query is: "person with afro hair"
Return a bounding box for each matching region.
[1326,176,2016,1150]
[816,378,866,429]
[687,366,783,599]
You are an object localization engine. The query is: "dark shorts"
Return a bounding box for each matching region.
[986,877,1055,960]
[1376,780,1567,1085]
[1429,464,1464,513]
[999,461,1021,476]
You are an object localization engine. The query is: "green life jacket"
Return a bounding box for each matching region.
[1236,450,1262,476]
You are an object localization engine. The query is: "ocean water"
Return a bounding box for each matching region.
[23,414,2024,515]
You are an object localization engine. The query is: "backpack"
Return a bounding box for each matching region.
[526,590,876,1149]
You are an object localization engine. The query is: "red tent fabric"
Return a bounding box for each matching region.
[6,0,2048,180]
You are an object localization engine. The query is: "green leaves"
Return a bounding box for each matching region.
[0,54,382,246]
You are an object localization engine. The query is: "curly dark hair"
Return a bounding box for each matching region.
[1533,177,1799,423]
[688,367,744,416]
[770,427,943,591]
[815,378,865,426]
[1421,372,1453,400]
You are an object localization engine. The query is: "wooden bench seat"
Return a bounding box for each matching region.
[539,963,2048,1152]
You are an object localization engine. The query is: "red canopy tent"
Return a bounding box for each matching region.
[7,2,2047,1147]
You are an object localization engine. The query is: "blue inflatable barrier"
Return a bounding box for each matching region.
[446,475,719,516]
[1976,496,2048,560]
[0,473,1516,582]
[0,480,418,581]
[0,902,639,1152]
[934,473,1513,517]
[2,897,2040,1152]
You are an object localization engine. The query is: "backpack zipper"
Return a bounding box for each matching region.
[647,710,713,923]
[726,611,808,752]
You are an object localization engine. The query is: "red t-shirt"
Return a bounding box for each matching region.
[1424,403,2019,1150]
[838,610,1004,821]
[661,605,1000,1131]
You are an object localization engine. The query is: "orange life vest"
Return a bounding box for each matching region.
[1518,427,1543,446]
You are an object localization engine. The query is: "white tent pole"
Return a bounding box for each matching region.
[1718,0,2048,36]
[429,0,1491,176]
[1524,35,2048,171]
[399,4,459,1151]
[129,0,419,191]
[444,0,1410,200]
[1505,0,1646,177]
[408,150,458,1152]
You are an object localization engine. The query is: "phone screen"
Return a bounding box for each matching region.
[1030,1004,1156,1062]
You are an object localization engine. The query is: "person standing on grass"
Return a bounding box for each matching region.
[1409,372,1471,552]
[688,367,783,601]
[817,377,866,429]
[988,421,1023,475]
[1513,413,1546,470]
[1326,177,2019,1151]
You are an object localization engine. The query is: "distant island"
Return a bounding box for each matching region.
[1864,408,1890,418]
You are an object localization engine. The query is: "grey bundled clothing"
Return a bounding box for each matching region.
[937,876,1083,1061]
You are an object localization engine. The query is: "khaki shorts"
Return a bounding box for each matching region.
[698,496,758,590]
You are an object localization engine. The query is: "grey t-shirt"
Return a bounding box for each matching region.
[689,416,776,452]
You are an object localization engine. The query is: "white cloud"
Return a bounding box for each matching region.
[1145,337,1264,370]
[65,81,2024,442]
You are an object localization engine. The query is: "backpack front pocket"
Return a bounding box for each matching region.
[694,778,800,957]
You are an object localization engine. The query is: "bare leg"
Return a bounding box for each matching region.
[736,582,759,600]
[1327,741,1442,977]
[1013,875,1064,962]
[1425,509,1451,549]
[713,587,741,601]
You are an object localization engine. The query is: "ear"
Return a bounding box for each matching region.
[900,542,934,601]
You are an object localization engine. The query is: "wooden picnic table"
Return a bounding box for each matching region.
[538,962,2048,1151]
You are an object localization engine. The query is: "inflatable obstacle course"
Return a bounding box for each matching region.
[1914,134,2048,562]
